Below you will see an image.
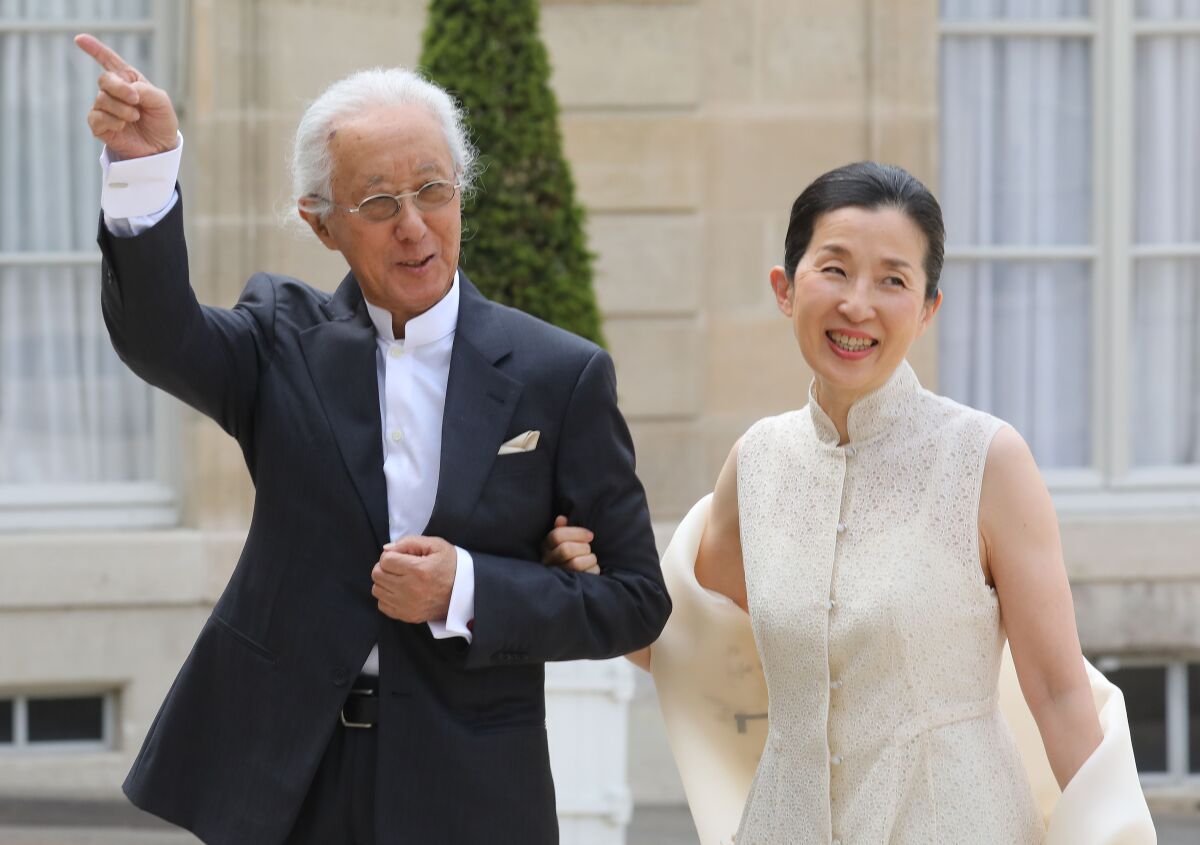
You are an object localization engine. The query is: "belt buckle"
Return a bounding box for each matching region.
[339,688,375,729]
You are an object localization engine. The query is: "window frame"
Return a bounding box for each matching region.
[1093,654,1200,786]
[939,4,1200,515]
[0,1,185,531]
[0,690,116,754]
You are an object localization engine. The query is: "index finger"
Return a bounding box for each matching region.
[75,33,136,77]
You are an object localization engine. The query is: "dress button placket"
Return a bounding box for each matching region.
[826,444,851,834]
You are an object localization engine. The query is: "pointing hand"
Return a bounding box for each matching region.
[75,33,179,159]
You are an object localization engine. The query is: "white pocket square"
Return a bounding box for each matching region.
[498,430,540,455]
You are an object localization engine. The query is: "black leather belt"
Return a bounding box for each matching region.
[340,676,379,729]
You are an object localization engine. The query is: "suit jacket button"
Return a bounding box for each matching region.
[331,668,350,687]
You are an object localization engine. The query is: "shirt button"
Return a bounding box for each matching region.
[832,838,842,845]
[831,754,843,766]
[826,600,836,611]
[845,445,857,457]
[836,522,847,535]
[390,429,404,442]
[388,345,404,358]
[830,679,842,690]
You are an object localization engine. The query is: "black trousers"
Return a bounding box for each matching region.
[284,711,378,844]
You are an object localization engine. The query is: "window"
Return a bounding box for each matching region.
[1108,663,1169,772]
[939,1,1200,510]
[1190,663,1200,774]
[0,699,12,744]
[0,692,113,752]
[1094,656,1200,783]
[0,0,183,529]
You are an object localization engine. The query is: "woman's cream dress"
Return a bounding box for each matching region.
[648,362,1156,845]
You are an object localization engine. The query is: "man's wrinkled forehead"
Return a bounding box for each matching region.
[327,107,454,192]
[363,162,445,191]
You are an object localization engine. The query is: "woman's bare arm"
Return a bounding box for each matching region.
[695,439,747,612]
[982,426,1102,789]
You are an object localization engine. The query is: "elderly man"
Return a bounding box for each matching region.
[76,34,669,845]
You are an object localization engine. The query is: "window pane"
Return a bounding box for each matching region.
[1108,666,1168,772]
[941,36,1092,247]
[0,0,152,23]
[0,23,159,487]
[1137,0,1200,20]
[0,267,157,484]
[27,695,104,743]
[1190,664,1200,774]
[939,260,1092,468]
[1135,37,1200,245]
[1130,259,1200,467]
[942,1,1091,22]
[0,699,12,743]
[1131,34,1200,468]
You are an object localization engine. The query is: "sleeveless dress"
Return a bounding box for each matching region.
[735,361,1045,844]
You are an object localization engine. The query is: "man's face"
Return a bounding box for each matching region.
[302,103,461,334]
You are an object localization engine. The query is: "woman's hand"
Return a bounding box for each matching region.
[542,516,599,574]
[542,517,652,670]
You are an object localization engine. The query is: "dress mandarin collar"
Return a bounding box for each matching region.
[807,359,921,447]
[364,270,460,346]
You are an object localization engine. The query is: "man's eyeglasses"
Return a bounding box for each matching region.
[319,180,461,223]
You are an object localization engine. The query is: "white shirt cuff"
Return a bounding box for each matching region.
[427,546,474,643]
[100,132,183,235]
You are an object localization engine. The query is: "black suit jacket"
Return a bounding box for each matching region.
[98,197,670,845]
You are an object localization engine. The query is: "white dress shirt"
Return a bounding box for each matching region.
[100,137,476,680]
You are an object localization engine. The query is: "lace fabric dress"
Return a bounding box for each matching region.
[735,361,1045,845]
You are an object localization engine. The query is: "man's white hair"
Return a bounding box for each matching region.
[290,67,477,219]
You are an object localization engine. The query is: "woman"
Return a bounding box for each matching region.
[545,162,1154,843]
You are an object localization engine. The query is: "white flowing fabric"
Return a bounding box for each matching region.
[650,495,1157,845]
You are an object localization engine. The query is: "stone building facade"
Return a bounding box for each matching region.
[1,0,1196,813]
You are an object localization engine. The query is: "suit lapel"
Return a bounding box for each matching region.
[299,274,390,547]
[426,276,522,537]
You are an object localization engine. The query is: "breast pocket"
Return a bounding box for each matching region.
[472,457,553,548]
[488,448,545,478]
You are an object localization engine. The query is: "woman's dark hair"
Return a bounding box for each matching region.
[782,162,944,300]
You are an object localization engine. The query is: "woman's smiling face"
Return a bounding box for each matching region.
[770,205,942,406]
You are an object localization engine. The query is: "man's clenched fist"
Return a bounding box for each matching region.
[370,536,457,624]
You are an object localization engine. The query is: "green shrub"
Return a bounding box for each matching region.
[420,0,604,346]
